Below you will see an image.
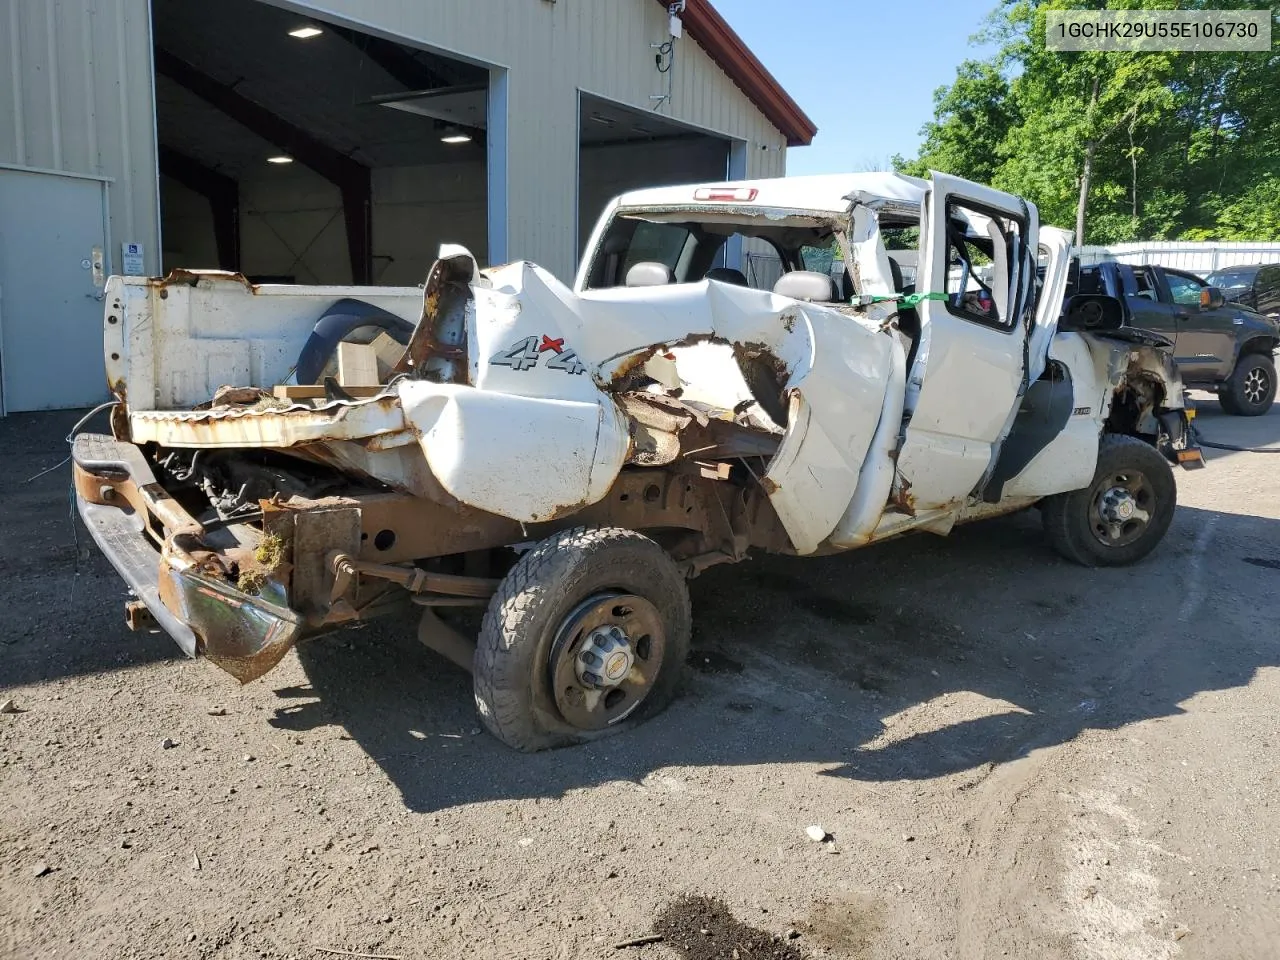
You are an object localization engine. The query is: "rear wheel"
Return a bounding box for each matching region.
[473,527,691,752]
[1218,352,1276,416]
[1042,434,1176,567]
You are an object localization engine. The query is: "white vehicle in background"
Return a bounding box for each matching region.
[75,171,1202,751]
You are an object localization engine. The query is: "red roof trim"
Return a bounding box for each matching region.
[657,0,817,147]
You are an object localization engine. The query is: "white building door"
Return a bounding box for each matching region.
[0,168,111,413]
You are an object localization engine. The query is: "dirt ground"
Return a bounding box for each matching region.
[2,397,1278,960]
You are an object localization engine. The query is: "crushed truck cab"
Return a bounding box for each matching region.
[75,171,1201,750]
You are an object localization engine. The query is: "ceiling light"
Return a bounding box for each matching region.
[267,155,294,164]
[288,26,322,39]
[440,127,472,144]
[589,113,616,127]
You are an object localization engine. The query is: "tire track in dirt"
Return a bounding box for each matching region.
[954,512,1219,959]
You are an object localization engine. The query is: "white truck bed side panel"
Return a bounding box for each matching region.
[105,273,422,410]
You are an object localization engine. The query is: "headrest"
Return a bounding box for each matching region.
[626,261,674,287]
[773,270,837,303]
[705,267,749,287]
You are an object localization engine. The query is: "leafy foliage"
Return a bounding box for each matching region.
[896,1,1280,243]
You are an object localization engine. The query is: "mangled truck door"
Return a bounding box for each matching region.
[895,173,1038,512]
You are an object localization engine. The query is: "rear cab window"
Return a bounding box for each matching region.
[622,222,695,280]
[1130,267,1160,301]
[1072,264,1104,296]
[582,209,848,295]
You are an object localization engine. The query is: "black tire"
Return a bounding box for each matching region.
[473,527,691,752]
[1042,434,1176,567]
[1218,352,1276,416]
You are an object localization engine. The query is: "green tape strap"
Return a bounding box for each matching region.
[865,292,950,308]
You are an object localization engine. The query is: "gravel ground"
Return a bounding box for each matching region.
[2,398,1278,960]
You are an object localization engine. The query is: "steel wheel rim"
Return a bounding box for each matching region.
[1243,366,1270,405]
[548,593,667,731]
[1089,469,1155,548]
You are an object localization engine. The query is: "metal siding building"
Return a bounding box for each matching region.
[0,0,813,412]
[2,0,161,274]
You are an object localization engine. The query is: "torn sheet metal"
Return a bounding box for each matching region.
[156,539,303,684]
[438,260,898,548]
[395,244,480,383]
[846,203,897,299]
[128,395,408,449]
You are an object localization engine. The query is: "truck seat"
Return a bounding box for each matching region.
[773,271,838,303]
[626,262,674,287]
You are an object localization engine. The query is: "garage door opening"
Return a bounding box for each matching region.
[153,0,490,285]
[578,94,730,263]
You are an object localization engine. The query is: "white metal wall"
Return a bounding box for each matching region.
[1,0,788,289]
[1078,242,1280,273]
[0,0,161,278]
[270,0,789,280]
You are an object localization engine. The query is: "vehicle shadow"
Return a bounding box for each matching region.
[0,409,183,689]
[1189,389,1280,458]
[282,502,1280,812]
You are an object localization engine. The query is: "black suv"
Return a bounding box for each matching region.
[1203,263,1280,320]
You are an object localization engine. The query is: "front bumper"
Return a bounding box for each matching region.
[72,433,303,681]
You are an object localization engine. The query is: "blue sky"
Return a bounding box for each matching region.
[720,0,1001,175]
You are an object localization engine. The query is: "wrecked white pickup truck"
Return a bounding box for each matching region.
[75,171,1202,750]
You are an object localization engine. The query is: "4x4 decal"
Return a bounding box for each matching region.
[490,335,586,376]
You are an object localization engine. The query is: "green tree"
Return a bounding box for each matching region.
[1204,178,1280,240]
[898,60,1016,185]
[902,0,1280,243]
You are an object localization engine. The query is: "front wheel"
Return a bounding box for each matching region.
[1042,434,1176,567]
[473,527,691,752]
[1218,352,1276,416]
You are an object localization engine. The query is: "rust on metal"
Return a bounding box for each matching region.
[73,460,204,552]
[124,599,156,633]
[394,253,473,382]
[79,443,796,684]
[154,267,255,293]
[79,293,811,686]
[889,474,916,516]
[327,554,498,614]
[603,333,728,390]
[109,391,131,441]
[731,341,789,380]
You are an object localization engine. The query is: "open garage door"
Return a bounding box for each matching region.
[153,0,490,286]
[578,94,730,262]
